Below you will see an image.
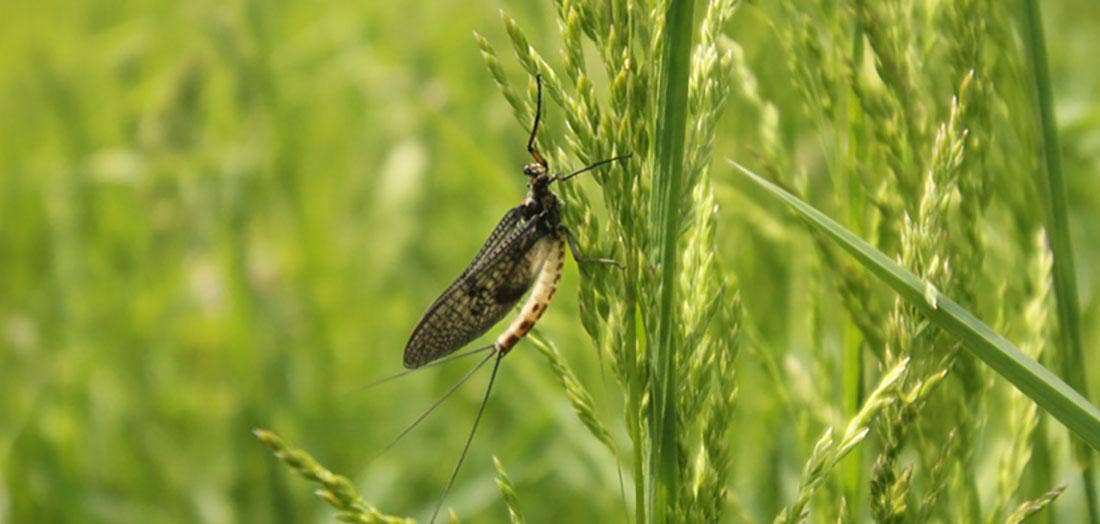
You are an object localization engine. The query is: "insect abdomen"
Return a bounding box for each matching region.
[495,236,565,353]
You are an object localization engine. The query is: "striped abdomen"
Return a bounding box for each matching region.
[495,235,565,353]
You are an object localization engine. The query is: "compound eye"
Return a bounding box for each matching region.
[523,163,542,176]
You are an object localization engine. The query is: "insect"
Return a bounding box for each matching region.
[399,75,629,522]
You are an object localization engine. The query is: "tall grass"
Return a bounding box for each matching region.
[726,0,1098,522]
[1021,0,1097,518]
[3,0,1099,523]
[264,0,1099,522]
[264,2,743,520]
[477,1,742,521]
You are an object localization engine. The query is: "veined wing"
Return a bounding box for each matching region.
[464,206,524,272]
[403,207,546,368]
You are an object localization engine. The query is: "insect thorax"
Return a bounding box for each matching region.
[522,174,562,233]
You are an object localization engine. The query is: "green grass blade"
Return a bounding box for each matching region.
[729,160,1100,451]
[648,0,696,521]
[1020,0,1098,519]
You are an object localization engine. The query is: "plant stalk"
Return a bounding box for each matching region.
[648,0,696,521]
[1020,1,1097,521]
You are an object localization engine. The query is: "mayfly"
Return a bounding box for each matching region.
[397,75,629,522]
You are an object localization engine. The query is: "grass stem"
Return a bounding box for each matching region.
[648,0,697,521]
[1019,1,1098,520]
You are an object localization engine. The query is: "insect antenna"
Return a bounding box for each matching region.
[363,349,498,468]
[429,351,505,524]
[555,152,633,183]
[350,343,496,394]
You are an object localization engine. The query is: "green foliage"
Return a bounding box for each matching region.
[478,1,741,521]
[2,0,1099,523]
[492,456,524,524]
[254,429,410,524]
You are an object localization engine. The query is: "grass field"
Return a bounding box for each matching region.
[2,1,1099,522]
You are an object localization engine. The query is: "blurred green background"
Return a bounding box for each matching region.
[1,1,1098,522]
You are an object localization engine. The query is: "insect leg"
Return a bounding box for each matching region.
[559,225,623,268]
[429,351,505,524]
[527,75,548,168]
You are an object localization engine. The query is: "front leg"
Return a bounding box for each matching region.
[558,225,623,268]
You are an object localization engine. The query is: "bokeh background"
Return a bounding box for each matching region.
[2,1,1098,522]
